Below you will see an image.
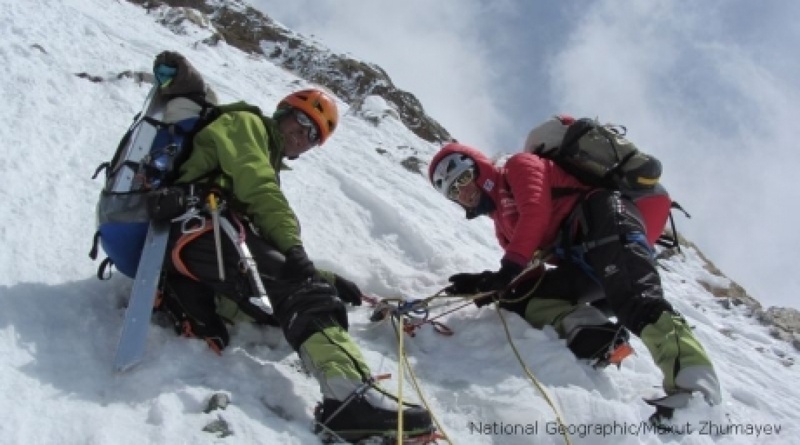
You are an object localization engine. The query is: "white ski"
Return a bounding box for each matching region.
[113,220,170,372]
[110,83,168,372]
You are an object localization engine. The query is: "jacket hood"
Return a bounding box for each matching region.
[429,142,501,197]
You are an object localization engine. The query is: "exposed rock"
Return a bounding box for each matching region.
[116,70,155,84]
[157,6,212,35]
[125,0,451,144]
[74,70,153,84]
[761,307,800,332]
[680,237,800,351]
[203,392,230,413]
[401,156,424,175]
[760,307,800,351]
[351,95,401,126]
[200,32,223,47]
[202,415,233,438]
[681,238,762,310]
[75,72,104,83]
[31,43,48,54]
[697,279,758,311]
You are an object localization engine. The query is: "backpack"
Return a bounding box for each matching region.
[525,116,662,192]
[88,51,226,279]
[524,116,687,249]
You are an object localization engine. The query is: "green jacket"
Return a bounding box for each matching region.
[176,103,302,253]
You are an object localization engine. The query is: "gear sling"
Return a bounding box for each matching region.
[165,187,274,317]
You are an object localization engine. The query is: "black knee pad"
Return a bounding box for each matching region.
[270,279,349,350]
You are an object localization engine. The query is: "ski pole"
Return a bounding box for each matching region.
[208,193,225,281]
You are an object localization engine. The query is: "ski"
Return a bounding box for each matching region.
[108,82,169,372]
[107,84,163,193]
[113,220,170,372]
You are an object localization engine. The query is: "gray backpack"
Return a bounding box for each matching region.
[525,116,686,250]
[525,116,662,192]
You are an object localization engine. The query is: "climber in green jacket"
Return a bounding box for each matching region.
[161,88,434,442]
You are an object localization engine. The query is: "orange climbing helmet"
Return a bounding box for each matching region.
[277,88,339,145]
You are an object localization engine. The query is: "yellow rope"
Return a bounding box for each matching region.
[399,341,453,444]
[495,303,572,445]
[373,258,552,444]
[390,316,453,444]
[396,315,404,445]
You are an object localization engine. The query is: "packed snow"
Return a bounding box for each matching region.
[0,0,798,444]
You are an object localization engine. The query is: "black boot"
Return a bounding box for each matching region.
[314,392,434,443]
[567,322,633,368]
[158,274,230,353]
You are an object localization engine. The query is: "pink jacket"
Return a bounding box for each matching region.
[492,153,590,266]
[431,143,589,267]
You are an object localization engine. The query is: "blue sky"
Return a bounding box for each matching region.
[253,0,800,310]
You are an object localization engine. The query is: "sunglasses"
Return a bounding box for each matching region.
[295,110,321,145]
[447,168,475,200]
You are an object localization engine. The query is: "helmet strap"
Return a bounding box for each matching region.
[272,108,292,121]
[465,191,495,220]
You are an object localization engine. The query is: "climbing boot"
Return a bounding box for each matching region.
[525,299,633,367]
[314,388,434,443]
[300,327,435,442]
[567,322,633,368]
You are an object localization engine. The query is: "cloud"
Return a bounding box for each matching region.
[548,0,800,307]
[253,0,800,308]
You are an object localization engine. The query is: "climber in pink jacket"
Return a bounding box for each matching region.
[429,136,721,410]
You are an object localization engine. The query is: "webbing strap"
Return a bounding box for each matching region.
[656,212,680,251]
[574,234,620,255]
[655,200,690,252]
[97,258,113,280]
[88,230,101,260]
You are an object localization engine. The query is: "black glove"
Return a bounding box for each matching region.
[475,260,524,293]
[146,187,186,221]
[472,260,524,307]
[333,274,363,306]
[444,270,493,295]
[282,246,316,282]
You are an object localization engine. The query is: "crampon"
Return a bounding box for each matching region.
[593,341,634,369]
[644,392,693,426]
[313,390,442,445]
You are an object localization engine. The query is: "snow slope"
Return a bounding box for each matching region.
[0,0,798,444]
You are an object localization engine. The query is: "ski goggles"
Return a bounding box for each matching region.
[295,110,321,146]
[446,168,475,200]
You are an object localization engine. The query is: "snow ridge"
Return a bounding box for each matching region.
[0,0,798,444]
